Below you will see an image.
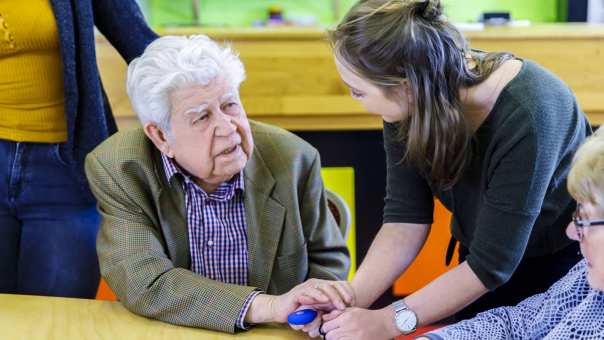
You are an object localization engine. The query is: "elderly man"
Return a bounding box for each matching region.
[84,35,349,333]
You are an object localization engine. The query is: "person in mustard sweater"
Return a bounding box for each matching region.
[0,0,156,297]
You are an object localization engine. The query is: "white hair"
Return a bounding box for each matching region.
[126,35,246,133]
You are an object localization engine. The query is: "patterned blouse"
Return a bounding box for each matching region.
[424,260,604,339]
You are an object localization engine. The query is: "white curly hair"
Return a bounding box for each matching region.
[126,34,246,134]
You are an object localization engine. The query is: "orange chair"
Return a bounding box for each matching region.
[325,188,352,241]
[95,278,117,301]
[393,199,457,295]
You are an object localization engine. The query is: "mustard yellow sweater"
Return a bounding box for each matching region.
[0,0,67,142]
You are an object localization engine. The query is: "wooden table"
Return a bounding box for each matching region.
[0,294,310,340]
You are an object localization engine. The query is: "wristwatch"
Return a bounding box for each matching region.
[392,299,418,335]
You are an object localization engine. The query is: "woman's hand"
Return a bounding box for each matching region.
[320,306,400,340]
[296,279,356,310]
[284,279,356,338]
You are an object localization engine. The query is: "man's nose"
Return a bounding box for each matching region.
[213,111,236,136]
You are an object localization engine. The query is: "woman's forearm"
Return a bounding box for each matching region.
[351,222,429,308]
[404,261,488,326]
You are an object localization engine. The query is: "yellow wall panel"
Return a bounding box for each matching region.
[321,167,356,280]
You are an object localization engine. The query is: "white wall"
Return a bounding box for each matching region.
[588,0,604,22]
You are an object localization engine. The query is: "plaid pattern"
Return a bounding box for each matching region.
[161,154,253,328]
[238,290,261,329]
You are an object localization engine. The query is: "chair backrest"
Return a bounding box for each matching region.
[96,278,117,301]
[325,188,351,241]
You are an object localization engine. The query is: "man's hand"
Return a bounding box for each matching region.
[288,305,324,338]
[288,279,356,338]
[244,292,301,324]
[320,306,401,340]
[244,279,355,325]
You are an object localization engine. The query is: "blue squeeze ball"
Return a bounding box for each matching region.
[287,309,318,325]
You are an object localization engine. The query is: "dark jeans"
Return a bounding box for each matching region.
[455,241,581,321]
[0,139,100,298]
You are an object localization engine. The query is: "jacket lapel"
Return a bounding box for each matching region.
[149,137,285,288]
[244,149,285,291]
[152,148,191,269]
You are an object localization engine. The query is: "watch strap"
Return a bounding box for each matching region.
[392,299,409,313]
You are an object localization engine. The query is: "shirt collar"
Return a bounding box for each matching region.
[160,153,244,200]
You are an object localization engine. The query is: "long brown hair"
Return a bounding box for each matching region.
[329,0,513,190]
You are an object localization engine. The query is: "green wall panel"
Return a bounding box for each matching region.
[146,0,561,29]
[442,0,560,23]
[147,0,357,28]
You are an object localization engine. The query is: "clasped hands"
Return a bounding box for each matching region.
[281,279,399,340]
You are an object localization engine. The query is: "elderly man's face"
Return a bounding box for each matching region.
[164,77,253,192]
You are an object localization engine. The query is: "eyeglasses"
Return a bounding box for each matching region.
[573,203,604,241]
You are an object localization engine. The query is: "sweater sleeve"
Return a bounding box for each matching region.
[92,0,158,63]
[382,122,434,225]
[466,125,541,289]
[464,60,591,289]
[466,107,579,289]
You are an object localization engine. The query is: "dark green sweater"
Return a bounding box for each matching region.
[383,60,591,290]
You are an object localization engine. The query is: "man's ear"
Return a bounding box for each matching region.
[143,123,174,158]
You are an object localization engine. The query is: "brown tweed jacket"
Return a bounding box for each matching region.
[85,121,349,333]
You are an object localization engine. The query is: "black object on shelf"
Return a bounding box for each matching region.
[480,12,511,25]
[567,0,588,22]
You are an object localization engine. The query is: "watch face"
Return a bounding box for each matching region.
[396,310,417,333]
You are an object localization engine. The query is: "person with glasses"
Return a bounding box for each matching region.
[416,127,604,339]
[573,204,604,241]
[573,204,604,242]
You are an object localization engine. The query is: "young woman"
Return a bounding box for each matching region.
[293,0,592,339]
